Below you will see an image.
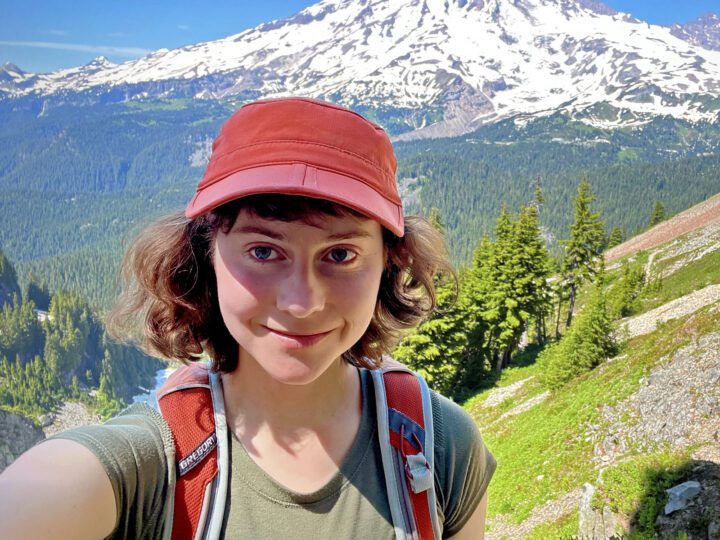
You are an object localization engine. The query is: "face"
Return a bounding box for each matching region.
[212,209,386,385]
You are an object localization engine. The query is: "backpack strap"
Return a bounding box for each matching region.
[371,358,441,540]
[158,363,229,540]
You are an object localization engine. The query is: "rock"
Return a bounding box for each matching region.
[39,413,55,427]
[0,409,45,473]
[664,480,701,514]
[578,483,620,539]
[709,520,719,539]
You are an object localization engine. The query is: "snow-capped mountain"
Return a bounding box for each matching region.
[2,0,720,138]
[669,13,720,52]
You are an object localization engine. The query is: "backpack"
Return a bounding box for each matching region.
[157,360,441,540]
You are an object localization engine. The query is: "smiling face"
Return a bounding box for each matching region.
[212,208,386,385]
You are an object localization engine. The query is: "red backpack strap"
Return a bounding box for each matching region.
[372,358,441,539]
[158,363,224,540]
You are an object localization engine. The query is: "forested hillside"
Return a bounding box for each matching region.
[396,114,720,261]
[1,99,718,311]
[0,250,162,422]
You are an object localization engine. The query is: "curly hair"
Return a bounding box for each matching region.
[105,194,454,372]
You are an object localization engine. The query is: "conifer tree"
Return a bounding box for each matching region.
[481,205,521,371]
[539,269,616,389]
[0,249,21,307]
[606,226,624,250]
[24,272,51,312]
[561,179,605,329]
[393,208,468,395]
[515,205,551,345]
[649,200,666,227]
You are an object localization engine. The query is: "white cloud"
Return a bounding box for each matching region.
[0,41,151,57]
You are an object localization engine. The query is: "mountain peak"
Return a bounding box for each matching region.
[1,62,24,75]
[85,56,113,68]
[669,10,720,52]
[1,0,719,137]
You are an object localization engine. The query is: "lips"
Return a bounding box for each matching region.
[263,326,334,348]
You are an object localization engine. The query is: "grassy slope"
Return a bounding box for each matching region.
[466,232,720,538]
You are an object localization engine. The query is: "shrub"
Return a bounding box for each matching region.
[539,285,617,389]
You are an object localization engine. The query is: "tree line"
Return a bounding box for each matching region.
[394,178,659,400]
[0,251,162,420]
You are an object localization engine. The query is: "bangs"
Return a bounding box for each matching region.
[210,194,367,234]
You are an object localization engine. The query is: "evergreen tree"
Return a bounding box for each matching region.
[0,249,21,308]
[393,208,469,396]
[649,200,666,227]
[561,179,605,329]
[24,272,51,312]
[428,207,444,233]
[606,227,624,250]
[516,205,552,344]
[477,204,552,371]
[0,298,44,364]
[481,205,523,371]
[539,273,616,389]
[393,274,467,396]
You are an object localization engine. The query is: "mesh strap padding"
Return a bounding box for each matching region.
[159,367,218,540]
[383,371,436,540]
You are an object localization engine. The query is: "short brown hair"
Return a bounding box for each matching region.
[105,194,454,372]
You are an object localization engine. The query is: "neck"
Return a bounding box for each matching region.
[221,354,361,436]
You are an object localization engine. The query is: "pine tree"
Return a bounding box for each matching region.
[561,179,605,329]
[649,200,666,227]
[539,267,616,389]
[515,205,551,345]
[606,226,624,250]
[0,249,21,307]
[393,208,469,396]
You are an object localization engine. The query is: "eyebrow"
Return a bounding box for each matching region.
[230,225,374,241]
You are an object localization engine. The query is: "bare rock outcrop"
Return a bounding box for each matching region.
[0,409,45,473]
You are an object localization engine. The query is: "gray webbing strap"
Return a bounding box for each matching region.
[204,371,229,540]
[372,368,410,539]
[372,366,440,539]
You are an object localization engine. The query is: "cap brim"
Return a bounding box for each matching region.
[185,163,404,236]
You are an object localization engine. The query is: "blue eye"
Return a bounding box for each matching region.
[252,247,275,261]
[328,248,356,263]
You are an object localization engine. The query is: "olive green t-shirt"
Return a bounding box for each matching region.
[53,369,496,539]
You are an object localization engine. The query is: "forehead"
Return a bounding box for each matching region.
[212,194,369,228]
[229,208,382,239]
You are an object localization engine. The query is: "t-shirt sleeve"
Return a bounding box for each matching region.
[432,391,496,538]
[47,403,175,540]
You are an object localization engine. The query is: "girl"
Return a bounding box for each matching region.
[0,97,495,539]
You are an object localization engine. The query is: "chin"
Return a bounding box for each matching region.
[252,351,344,386]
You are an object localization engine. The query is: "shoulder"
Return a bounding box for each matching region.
[51,403,175,538]
[51,402,174,471]
[430,389,495,486]
[429,388,496,536]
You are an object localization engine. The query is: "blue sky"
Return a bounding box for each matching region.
[1,0,718,73]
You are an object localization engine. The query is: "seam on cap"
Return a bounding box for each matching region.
[200,160,402,204]
[210,139,394,180]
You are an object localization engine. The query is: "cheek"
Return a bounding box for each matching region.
[336,265,384,329]
[213,248,272,326]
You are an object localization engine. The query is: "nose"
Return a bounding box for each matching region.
[275,262,326,318]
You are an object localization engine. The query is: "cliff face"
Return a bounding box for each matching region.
[0,409,44,473]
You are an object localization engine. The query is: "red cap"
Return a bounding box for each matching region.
[185,97,404,236]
